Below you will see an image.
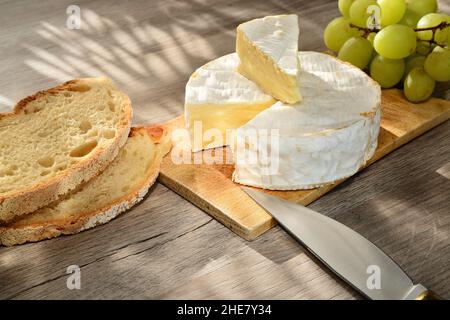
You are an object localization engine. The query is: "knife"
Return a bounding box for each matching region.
[241,186,441,300]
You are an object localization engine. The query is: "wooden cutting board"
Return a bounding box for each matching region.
[159,89,450,240]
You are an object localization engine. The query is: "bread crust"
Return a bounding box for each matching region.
[0,78,133,223]
[0,125,172,246]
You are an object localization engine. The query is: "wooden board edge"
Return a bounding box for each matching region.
[158,172,277,240]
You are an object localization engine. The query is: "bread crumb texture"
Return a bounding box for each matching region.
[0,77,130,195]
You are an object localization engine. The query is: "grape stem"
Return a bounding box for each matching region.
[350,22,450,38]
[414,22,450,32]
[416,22,450,49]
[349,24,380,36]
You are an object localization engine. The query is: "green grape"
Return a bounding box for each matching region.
[416,14,450,46]
[404,68,435,103]
[399,9,421,28]
[424,46,450,82]
[377,0,406,26]
[339,0,355,18]
[370,55,405,88]
[324,17,361,52]
[404,54,426,79]
[416,41,435,56]
[349,0,379,28]
[406,0,437,17]
[338,37,374,69]
[374,24,417,59]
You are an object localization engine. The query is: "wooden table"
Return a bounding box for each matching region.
[1,0,449,300]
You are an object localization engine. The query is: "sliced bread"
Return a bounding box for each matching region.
[0,125,172,246]
[0,77,132,223]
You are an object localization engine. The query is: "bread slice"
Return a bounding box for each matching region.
[0,77,132,223]
[0,125,171,246]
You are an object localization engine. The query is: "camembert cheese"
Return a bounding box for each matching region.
[236,14,302,104]
[232,52,381,190]
[185,54,276,152]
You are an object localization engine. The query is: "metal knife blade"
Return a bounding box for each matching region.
[241,186,429,300]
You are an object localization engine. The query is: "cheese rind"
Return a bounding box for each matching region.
[232,52,381,190]
[185,54,276,152]
[237,14,301,104]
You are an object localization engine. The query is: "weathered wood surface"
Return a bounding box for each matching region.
[0,0,449,299]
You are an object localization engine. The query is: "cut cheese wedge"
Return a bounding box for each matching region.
[232,52,381,190]
[0,126,171,246]
[185,54,276,152]
[237,14,302,104]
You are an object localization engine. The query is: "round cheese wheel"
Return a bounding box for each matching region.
[233,51,381,190]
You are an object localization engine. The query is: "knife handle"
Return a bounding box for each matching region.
[416,290,442,300]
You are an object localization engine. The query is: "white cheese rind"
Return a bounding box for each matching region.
[232,52,381,190]
[238,14,299,75]
[185,54,273,105]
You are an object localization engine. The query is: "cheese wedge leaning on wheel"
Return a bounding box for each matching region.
[236,14,302,104]
[232,52,381,190]
[185,54,276,152]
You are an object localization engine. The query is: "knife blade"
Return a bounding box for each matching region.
[241,186,440,300]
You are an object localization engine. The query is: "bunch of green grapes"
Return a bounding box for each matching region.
[324,0,450,103]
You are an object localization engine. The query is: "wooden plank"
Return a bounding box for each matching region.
[159,89,450,240]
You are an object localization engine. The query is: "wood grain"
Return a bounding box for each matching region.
[159,90,450,240]
[0,0,449,300]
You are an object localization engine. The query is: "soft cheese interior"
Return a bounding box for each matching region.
[237,14,302,104]
[185,54,276,152]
